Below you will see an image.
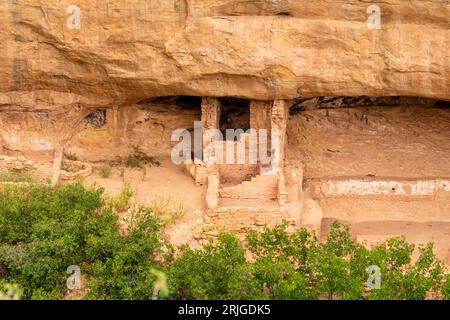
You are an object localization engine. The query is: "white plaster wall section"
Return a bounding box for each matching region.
[315,179,450,197]
[438,180,450,192]
[410,180,437,196]
[322,180,406,196]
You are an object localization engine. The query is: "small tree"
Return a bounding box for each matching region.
[311,222,364,300]
[168,234,246,299]
[246,223,320,299]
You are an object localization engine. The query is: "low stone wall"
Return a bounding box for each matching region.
[0,155,39,172]
[204,205,294,235]
[306,177,450,200]
[59,160,93,181]
[184,162,208,186]
[0,154,92,183]
[0,155,52,180]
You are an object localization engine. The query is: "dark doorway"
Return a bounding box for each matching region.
[219,98,250,139]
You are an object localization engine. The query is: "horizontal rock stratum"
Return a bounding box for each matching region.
[0,0,449,110]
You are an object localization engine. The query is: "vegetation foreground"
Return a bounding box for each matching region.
[0,183,448,300]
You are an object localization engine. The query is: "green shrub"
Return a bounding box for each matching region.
[0,183,104,299]
[65,153,78,161]
[366,240,446,300]
[125,155,141,168]
[85,207,167,300]
[169,222,449,300]
[443,274,450,300]
[246,223,320,299]
[111,182,133,212]
[169,234,246,299]
[309,222,365,300]
[0,182,168,300]
[0,281,22,300]
[98,164,112,178]
[247,222,318,271]
[125,146,160,169]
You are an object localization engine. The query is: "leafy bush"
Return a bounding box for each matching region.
[125,146,160,169]
[85,207,168,300]
[169,234,246,299]
[98,164,112,179]
[0,183,103,299]
[309,222,364,300]
[366,240,446,300]
[169,222,449,300]
[443,274,450,300]
[0,281,22,300]
[246,223,320,299]
[0,183,167,300]
[111,182,133,213]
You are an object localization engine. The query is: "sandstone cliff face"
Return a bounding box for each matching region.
[0,0,449,109]
[0,0,448,152]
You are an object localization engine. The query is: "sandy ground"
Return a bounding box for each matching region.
[83,158,205,247]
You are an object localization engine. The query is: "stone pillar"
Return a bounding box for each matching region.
[270,100,288,168]
[201,98,221,208]
[249,100,272,131]
[112,106,119,144]
[261,99,289,176]
[206,170,220,209]
[201,97,221,151]
[202,98,223,165]
[51,146,64,186]
[271,100,289,205]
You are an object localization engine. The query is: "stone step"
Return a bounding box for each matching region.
[219,174,278,199]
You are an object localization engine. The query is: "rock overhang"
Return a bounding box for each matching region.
[0,0,448,109]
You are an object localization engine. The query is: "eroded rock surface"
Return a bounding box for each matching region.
[0,0,448,152]
[0,0,448,110]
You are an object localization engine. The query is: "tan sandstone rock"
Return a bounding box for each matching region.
[301,197,324,237]
[0,0,448,112]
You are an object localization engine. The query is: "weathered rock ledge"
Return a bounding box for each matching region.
[0,0,448,112]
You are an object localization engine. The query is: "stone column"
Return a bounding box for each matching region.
[249,100,272,131]
[112,106,119,143]
[261,99,288,176]
[201,97,221,151]
[270,100,288,168]
[51,146,64,185]
[206,169,220,209]
[201,98,221,209]
[270,100,289,205]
